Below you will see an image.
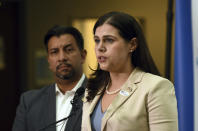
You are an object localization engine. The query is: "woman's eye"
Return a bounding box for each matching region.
[105,38,114,43]
[94,39,100,44]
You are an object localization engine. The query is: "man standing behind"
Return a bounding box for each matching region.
[12,25,87,131]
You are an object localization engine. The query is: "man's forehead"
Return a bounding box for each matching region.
[48,34,78,48]
[59,34,76,41]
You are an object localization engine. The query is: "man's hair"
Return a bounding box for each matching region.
[44,25,84,51]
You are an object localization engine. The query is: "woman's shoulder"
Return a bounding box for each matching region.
[130,68,171,84]
[136,70,175,97]
[133,67,173,85]
[143,72,173,86]
[132,68,174,93]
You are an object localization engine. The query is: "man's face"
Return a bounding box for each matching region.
[47,34,86,80]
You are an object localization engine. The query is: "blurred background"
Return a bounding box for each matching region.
[0,0,175,130]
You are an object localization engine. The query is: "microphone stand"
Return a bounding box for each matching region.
[38,87,85,131]
[38,112,74,131]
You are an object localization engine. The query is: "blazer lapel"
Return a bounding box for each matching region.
[85,92,102,130]
[101,68,145,131]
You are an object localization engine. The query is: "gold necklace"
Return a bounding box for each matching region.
[105,84,121,95]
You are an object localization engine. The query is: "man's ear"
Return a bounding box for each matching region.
[129,37,138,53]
[81,49,87,64]
[47,54,51,70]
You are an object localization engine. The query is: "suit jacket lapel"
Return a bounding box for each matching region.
[65,77,88,131]
[101,68,145,131]
[43,84,56,131]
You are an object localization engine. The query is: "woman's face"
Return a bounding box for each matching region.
[94,23,134,73]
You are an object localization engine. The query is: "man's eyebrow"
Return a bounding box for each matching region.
[48,48,58,52]
[48,43,74,52]
[63,43,73,48]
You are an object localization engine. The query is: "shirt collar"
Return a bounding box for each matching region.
[55,74,85,95]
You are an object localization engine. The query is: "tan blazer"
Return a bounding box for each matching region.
[81,68,178,131]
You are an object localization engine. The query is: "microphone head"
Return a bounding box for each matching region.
[76,87,85,96]
[70,87,85,106]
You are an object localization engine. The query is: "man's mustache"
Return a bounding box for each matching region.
[56,63,72,70]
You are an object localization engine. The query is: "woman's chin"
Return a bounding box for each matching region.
[99,66,109,71]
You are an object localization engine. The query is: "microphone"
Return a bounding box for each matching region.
[38,113,74,131]
[70,87,85,111]
[38,87,85,131]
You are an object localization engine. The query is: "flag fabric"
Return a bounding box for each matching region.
[175,0,198,131]
[192,0,198,130]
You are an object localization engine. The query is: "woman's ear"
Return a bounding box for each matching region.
[129,37,138,52]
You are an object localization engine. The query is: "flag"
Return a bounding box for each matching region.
[175,0,198,131]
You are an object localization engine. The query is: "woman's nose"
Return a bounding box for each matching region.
[98,42,106,52]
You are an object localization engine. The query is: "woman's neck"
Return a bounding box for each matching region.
[109,66,135,89]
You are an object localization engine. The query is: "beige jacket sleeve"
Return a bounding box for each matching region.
[145,74,178,131]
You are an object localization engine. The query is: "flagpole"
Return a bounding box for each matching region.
[165,0,173,79]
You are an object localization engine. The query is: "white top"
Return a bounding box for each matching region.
[55,74,85,131]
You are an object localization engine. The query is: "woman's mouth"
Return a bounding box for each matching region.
[98,56,107,63]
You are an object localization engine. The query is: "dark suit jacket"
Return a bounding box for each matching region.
[12,78,87,131]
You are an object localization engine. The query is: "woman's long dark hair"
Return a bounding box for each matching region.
[86,11,160,102]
